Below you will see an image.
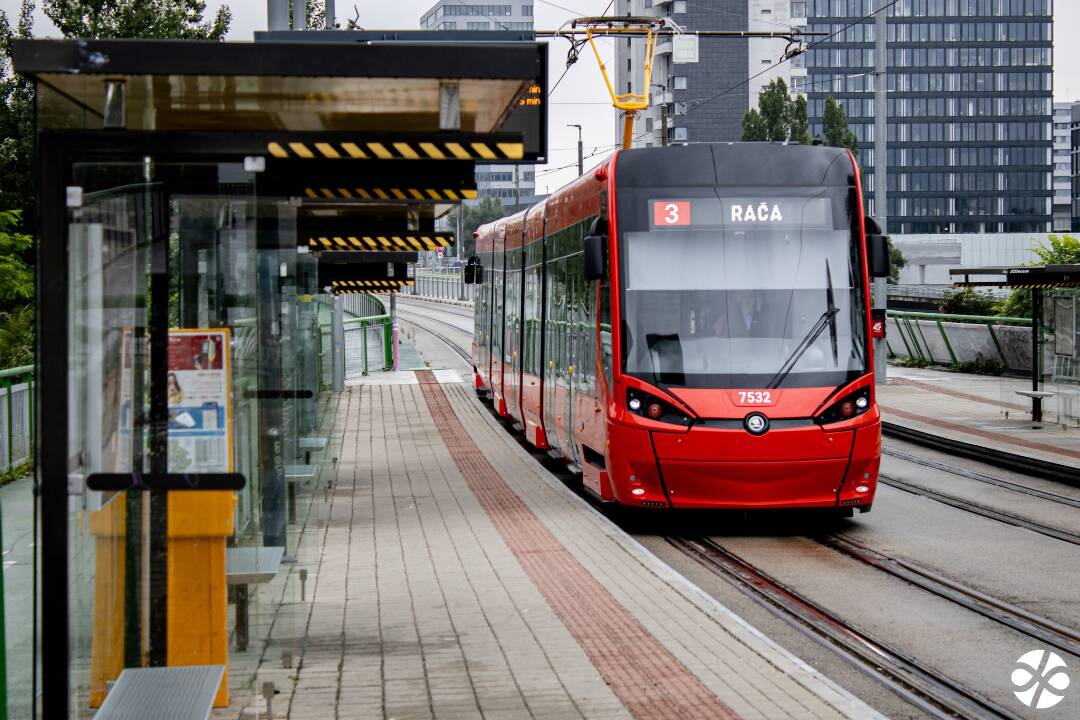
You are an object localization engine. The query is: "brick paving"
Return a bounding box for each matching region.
[880,365,1080,465]
[233,378,884,720]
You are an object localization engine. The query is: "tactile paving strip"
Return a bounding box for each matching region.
[415,370,740,720]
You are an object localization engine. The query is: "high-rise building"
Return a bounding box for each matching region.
[419,2,537,207]
[804,0,1054,234]
[1053,102,1073,231]
[617,1,799,147]
[1072,101,1080,232]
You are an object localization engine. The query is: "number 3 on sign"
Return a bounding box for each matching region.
[653,201,691,227]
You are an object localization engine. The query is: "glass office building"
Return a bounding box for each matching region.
[804,0,1053,234]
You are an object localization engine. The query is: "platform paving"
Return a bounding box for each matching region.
[880,365,1080,467]
[243,372,884,720]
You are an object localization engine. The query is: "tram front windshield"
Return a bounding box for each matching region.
[619,190,869,390]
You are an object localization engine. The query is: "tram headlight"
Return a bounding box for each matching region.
[816,387,872,426]
[626,388,693,426]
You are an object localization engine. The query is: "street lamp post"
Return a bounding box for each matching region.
[567,124,583,176]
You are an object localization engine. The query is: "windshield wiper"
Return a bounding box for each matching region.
[767,260,839,389]
[825,261,839,366]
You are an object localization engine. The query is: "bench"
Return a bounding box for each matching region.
[284,464,318,524]
[299,436,328,464]
[1015,390,1056,423]
[226,546,284,652]
[94,665,224,720]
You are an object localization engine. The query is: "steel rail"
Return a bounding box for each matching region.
[669,537,1023,720]
[819,535,1080,660]
[879,474,1080,547]
[881,422,1078,487]
[883,444,1080,509]
[396,308,473,362]
[396,296,475,320]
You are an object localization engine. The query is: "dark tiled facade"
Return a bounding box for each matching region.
[805,0,1053,234]
[1072,101,1080,231]
[662,0,749,144]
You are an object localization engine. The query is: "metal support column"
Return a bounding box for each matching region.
[873,2,888,383]
[1032,287,1043,422]
[390,293,399,371]
[332,294,345,391]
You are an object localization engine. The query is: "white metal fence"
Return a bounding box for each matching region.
[0,368,33,473]
[404,269,477,302]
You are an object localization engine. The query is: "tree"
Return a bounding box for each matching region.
[0,0,35,216]
[999,234,1080,318]
[455,195,507,257]
[0,209,33,366]
[789,94,811,146]
[887,238,906,285]
[0,210,32,309]
[822,96,859,156]
[44,0,230,39]
[741,108,767,142]
[291,0,326,30]
[740,78,810,145]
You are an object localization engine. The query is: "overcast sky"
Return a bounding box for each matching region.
[4,0,1078,192]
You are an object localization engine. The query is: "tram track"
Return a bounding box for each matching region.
[883,443,1080,509]
[816,534,1080,660]
[668,536,1024,720]
[403,300,1077,719]
[395,307,473,363]
[878,473,1080,547]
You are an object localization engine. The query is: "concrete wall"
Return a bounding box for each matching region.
[886,316,1049,375]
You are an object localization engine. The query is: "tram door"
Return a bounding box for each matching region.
[564,245,583,470]
[542,232,563,458]
[542,220,583,469]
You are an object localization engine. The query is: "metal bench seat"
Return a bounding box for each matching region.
[94,665,224,720]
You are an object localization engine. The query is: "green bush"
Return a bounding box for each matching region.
[0,303,32,367]
[998,234,1079,319]
[938,287,999,316]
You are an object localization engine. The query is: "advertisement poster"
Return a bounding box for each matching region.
[167,329,233,473]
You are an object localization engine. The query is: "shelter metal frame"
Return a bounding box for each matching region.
[950,264,1080,422]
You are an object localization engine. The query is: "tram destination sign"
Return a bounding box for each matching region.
[649,196,833,229]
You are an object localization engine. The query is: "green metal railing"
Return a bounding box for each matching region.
[0,365,33,475]
[887,311,1030,367]
[317,296,393,383]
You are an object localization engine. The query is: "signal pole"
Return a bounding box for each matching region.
[873,2,888,383]
[567,124,583,176]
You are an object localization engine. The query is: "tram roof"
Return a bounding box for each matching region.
[615,143,855,189]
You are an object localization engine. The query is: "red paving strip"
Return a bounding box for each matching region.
[882,405,1080,461]
[414,371,741,720]
[888,377,1028,412]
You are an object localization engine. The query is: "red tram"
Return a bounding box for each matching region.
[467,143,890,512]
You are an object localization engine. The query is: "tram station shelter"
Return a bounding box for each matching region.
[950,264,1080,422]
[14,36,546,718]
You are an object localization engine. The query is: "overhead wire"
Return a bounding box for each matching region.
[684,0,902,115]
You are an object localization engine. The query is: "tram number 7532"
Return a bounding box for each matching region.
[736,391,773,405]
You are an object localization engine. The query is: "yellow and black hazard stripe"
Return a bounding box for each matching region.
[303,187,478,202]
[331,279,415,294]
[309,235,454,252]
[268,139,524,161]
[1009,282,1080,289]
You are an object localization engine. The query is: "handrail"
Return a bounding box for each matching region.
[0,366,33,380]
[889,310,1030,327]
